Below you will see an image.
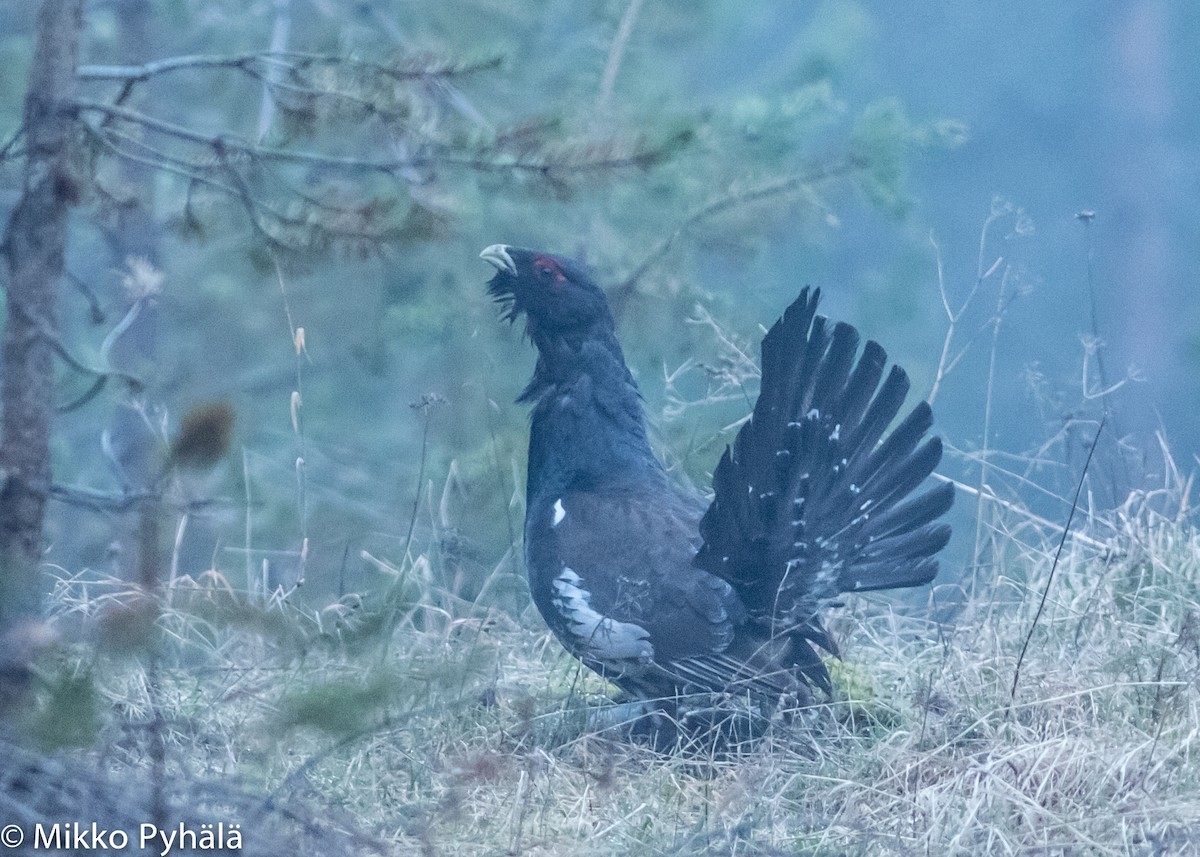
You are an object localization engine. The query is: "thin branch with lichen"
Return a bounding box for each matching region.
[75,98,683,176]
[78,51,503,83]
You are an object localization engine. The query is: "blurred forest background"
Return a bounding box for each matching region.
[1,0,1196,654]
[3,2,1200,853]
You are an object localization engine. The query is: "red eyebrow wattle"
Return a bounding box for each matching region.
[533,256,565,281]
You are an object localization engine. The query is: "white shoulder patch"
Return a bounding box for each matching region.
[551,568,653,662]
[552,498,566,527]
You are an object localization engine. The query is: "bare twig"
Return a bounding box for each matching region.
[65,268,105,323]
[616,157,867,297]
[48,483,153,511]
[255,0,293,143]
[79,52,274,81]
[596,0,644,113]
[376,394,444,661]
[80,120,241,197]
[1078,211,1111,402]
[1076,210,1131,505]
[1008,415,1105,713]
[243,448,256,603]
[3,300,142,411]
[0,123,25,162]
[972,262,1011,583]
[85,122,387,248]
[931,473,1112,554]
[402,396,443,564]
[273,256,308,590]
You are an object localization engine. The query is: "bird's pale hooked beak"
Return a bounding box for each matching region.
[480,244,517,276]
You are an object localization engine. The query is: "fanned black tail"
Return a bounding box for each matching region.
[694,287,953,642]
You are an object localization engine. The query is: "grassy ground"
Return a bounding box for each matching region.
[9,493,1200,856]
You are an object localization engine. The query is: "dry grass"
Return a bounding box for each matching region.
[5,492,1199,857]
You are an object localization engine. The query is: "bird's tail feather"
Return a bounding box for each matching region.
[694,287,953,642]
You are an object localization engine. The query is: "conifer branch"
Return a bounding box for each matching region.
[78,51,502,83]
[617,155,868,295]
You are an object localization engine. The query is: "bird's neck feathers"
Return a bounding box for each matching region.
[520,321,663,505]
[518,316,623,401]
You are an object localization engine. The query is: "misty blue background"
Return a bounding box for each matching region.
[3,1,1195,591]
[714,4,1196,467]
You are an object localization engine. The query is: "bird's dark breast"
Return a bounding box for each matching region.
[524,484,740,688]
[525,487,693,621]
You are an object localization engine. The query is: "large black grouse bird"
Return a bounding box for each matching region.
[482,243,953,722]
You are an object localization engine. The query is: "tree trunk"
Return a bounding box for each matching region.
[0,0,84,636]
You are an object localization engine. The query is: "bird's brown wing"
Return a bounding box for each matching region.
[526,485,780,697]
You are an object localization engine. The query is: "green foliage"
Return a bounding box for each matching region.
[25,660,101,751]
[853,97,968,215]
[275,666,403,737]
[828,657,904,733]
[724,82,843,155]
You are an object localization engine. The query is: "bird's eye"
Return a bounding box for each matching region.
[533,259,565,284]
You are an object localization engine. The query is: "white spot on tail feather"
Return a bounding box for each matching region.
[552,498,565,527]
